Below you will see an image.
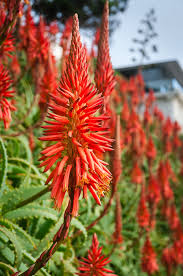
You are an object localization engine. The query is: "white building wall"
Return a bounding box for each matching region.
[139,90,183,130]
[155,91,183,130]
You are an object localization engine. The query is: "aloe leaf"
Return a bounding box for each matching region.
[0,138,8,198]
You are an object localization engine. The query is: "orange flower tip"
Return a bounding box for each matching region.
[72,138,82,147]
[58,156,69,175]
[77,232,116,275]
[88,185,101,205]
[77,147,88,164]
[72,188,80,217]
[43,167,49,173]
[73,13,79,22]
[83,185,88,199]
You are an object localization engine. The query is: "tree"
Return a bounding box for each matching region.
[32,0,129,30]
[129,8,158,63]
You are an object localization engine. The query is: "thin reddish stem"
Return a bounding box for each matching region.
[16,199,73,276]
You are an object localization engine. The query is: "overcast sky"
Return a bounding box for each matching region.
[109,0,183,69]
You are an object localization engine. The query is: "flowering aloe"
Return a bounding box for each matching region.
[147,174,161,207]
[113,193,123,245]
[146,136,156,162]
[158,161,173,201]
[39,14,112,216]
[111,115,122,188]
[121,100,130,122]
[10,55,21,78]
[19,6,36,51]
[137,186,150,230]
[131,162,143,185]
[141,236,159,275]
[162,247,175,276]
[77,233,117,276]
[0,64,15,129]
[95,0,115,101]
[28,16,49,65]
[0,10,15,60]
[49,21,59,36]
[39,51,58,110]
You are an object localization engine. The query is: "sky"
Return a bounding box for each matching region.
[53,0,183,70]
[109,0,183,69]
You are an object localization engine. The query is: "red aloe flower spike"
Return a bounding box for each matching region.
[49,21,59,36]
[167,204,181,231]
[147,174,161,207]
[131,162,143,185]
[0,10,15,61]
[29,130,35,152]
[157,161,173,201]
[144,108,152,127]
[0,65,15,129]
[161,247,175,276]
[153,105,164,122]
[171,240,183,265]
[10,55,21,78]
[39,50,58,111]
[136,71,143,87]
[28,16,49,65]
[163,117,173,138]
[121,99,130,122]
[146,89,156,108]
[147,174,161,229]
[173,120,181,133]
[77,233,117,276]
[18,6,36,51]
[111,115,122,191]
[165,160,177,183]
[95,0,116,102]
[146,136,156,162]
[113,193,123,245]
[39,14,112,216]
[172,133,181,150]
[137,185,150,230]
[141,236,159,275]
[0,1,20,57]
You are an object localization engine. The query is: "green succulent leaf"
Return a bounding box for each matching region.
[1,186,50,213]
[0,261,16,274]
[71,217,87,240]
[4,205,58,221]
[0,225,22,268]
[0,138,8,198]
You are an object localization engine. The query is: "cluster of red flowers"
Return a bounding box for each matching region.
[0,1,19,129]
[18,6,58,110]
[0,65,16,128]
[78,233,117,276]
[111,66,183,274]
[1,1,183,275]
[39,13,113,216]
